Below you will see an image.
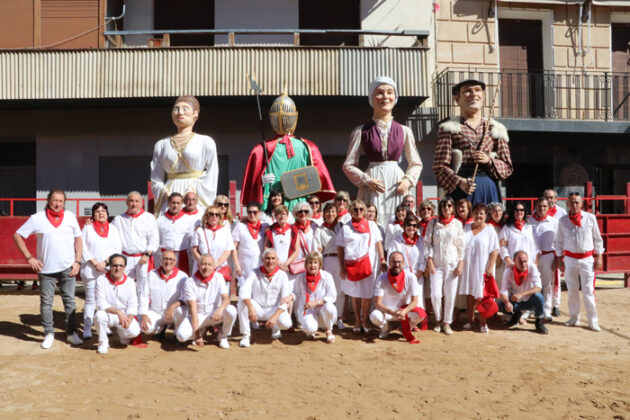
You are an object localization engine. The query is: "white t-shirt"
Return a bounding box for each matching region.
[180,272,229,315]
[500,262,542,302]
[374,270,421,310]
[232,221,268,273]
[16,210,82,274]
[81,223,123,280]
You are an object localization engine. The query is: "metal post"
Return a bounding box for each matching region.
[229,181,237,217]
[626,182,630,214]
[416,181,423,204]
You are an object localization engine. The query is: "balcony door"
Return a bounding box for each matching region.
[611,23,630,120]
[154,0,214,46]
[299,0,360,46]
[499,19,544,118]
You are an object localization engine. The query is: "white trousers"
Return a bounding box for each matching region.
[172,305,237,342]
[538,253,560,316]
[298,302,337,335]
[140,309,173,335]
[83,277,97,324]
[370,308,421,328]
[94,310,141,346]
[124,255,149,297]
[564,256,598,323]
[237,300,292,336]
[430,263,459,324]
[324,256,345,317]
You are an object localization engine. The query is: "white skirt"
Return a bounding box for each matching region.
[341,266,378,299]
[357,161,405,227]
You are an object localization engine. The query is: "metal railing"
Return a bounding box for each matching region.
[434,69,630,122]
[0,198,137,217]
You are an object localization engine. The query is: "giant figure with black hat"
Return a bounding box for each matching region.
[241,87,336,212]
[433,79,513,204]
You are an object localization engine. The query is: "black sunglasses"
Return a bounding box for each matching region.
[297,210,309,215]
[217,202,229,207]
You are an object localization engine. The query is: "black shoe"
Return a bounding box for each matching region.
[551,307,560,317]
[535,319,549,334]
[506,311,521,328]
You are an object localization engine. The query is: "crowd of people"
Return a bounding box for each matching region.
[13,185,605,354]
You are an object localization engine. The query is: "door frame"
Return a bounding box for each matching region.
[497,8,554,71]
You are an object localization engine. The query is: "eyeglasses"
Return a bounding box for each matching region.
[297,210,309,215]
[217,202,229,207]
[352,207,365,212]
[441,203,453,208]
[515,208,525,212]
[420,207,432,211]
[161,258,176,262]
[110,264,124,268]
[209,213,221,217]
[336,198,348,202]
[247,210,259,215]
[308,201,320,205]
[406,224,418,228]
[275,212,288,216]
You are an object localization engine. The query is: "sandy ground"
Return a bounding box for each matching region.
[0,283,629,420]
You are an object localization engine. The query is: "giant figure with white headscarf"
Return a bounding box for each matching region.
[342,77,423,226]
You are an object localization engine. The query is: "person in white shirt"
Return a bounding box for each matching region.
[112,191,159,290]
[172,254,236,348]
[314,203,346,329]
[292,252,337,343]
[543,188,567,221]
[334,191,351,225]
[384,203,408,250]
[191,205,235,280]
[94,254,141,354]
[156,192,191,271]
[424,197,465,335]
[337,200,387,334]
[387,214,424,274]
[182,191,203,273]
[263,205,299,272]
[80,202,123,339]
[233,202,268,286]
[498,250,548,334]
[13,189,84,349]
[139,250,188,337]
[260,190,295,225]
[307,195,323,227]
[371,252,425,343]
[237,249,293,347]
[554,192,604,332]
[499,202,539,270]
[528,197,560,320]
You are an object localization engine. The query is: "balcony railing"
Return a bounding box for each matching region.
[434,69,630,122]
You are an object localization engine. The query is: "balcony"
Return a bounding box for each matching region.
[434,69,630,123]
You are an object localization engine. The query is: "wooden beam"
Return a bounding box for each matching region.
[98,0,106,48]
[33,0,41,48]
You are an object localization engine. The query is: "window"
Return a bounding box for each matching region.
[154,0,214,46]
[299,0,360,46]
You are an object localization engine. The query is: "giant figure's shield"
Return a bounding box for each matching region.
[280,166,321,200]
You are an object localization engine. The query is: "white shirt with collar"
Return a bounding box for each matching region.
[554,211,604,257]
[95,273,138,315]
[139,267,188,315]
[239,267,292,309]
[112,209,160,255]
[500,262,542,302]
[180,272,229,315]
[527,214,558,254]
[157,212,192,252]
[374,270,421,310]
[291,270,337,311]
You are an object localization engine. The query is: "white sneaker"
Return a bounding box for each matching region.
[67,333,83,346]
[462,322,472,330]
[239,335,250,348]
[443,324,453,335]
[336,319,346,330]
[97,343,109,354]
[41,333,55,349]
[378,325,390,339]
[564,317,580,327]
[271,327,282,340]
[480,325,489,334]
[543,314,553,322]
[433,325,442,333]
[588,321,601,332]
[218,338,230,349]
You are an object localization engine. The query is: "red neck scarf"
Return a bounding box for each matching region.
[532,212,547,222]
[439,214,455,225]
[260,265,280,279]
[246,219,262,239]
[337,209,348,218]
[46,207,64,228]
[165,210,184,222]
[304,270,321,311]
[388,270,405,293]
[548,206,558,217]
[488,219,502,228]
[183,208,199,216]
[457,216,473,225]
[569,211,582,227]
[195,270,215,284]
[206,222,223,232]
[514,219,525,231]
[513,266,528,286]
[271,222,291,235]
[394,219,404,226]
[419,218,432,237]
[106,272,127,286]
[127,208,144,218]
[323,220,337,230]
[312,212,322,219]
[159,267,179,282]
[92,220,109,238]
[295,220,311,232]
[278,134,295,159]
[351,217,370,233]
[403,231,419,246]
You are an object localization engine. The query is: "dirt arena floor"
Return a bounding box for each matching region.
[0,283,628,420]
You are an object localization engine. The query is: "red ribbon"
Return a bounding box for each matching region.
[279,135,295,159]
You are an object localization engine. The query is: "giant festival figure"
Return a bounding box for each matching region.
[342,76,423,227]
[151,95,219,214]
[241,87,336,212]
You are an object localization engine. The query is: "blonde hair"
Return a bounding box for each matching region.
[213,195,234,224]
[273,204,289,216]
[201,205,221,227]
[305,251,323,267]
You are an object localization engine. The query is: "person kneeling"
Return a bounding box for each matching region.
[173,254,236,349]
[94,254,141,354]
[237,249,293,347]
[498,250,548,334]
[292,251,337,343]
[139,250,188,338]
[370,252,426,343]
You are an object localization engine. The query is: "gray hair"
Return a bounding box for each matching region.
[127,191,142,200]
[487,202,504,212]
[292,201,312,218]
[261,248,278,259]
